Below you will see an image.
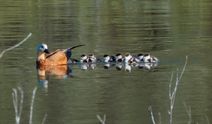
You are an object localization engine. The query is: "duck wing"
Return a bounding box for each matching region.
[46,50,67,65]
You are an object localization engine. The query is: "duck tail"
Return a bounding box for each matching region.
[70,44,85,50]
[66,44,85,60]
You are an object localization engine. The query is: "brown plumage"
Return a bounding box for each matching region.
[36,43,84,67]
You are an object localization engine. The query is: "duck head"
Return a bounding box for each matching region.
[36,43,50,64]
[37,43,50,54]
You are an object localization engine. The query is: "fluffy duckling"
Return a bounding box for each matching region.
[80,54,88,63]
[124,53,133,63]
[103,54,116,63]
[115,53,123,62]
[87,54,97,63]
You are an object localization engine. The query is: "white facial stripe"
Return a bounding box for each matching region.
[81,56,87,60]
[125,55,132,62]
[104,56,110,62]
[42,44,48,49]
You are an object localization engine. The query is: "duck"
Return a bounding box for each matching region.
[136,53,159,63]
[103,54,116,63]
[115,53,123,62]
[124,53,133,63]
[135,53,144,62]
[36,43,84,67]
[87,54,97,63]
[80,54,88,63]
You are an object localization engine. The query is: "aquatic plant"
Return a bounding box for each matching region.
[96,114,106,124]
[149,56,188,124]
[12,86,47,124]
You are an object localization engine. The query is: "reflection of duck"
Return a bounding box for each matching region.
[36,43,84,67]
[37,65,73,79]
[80,63,96,70]
[138,62,158,70]
[116,63,123,70]
[124,64,132,72]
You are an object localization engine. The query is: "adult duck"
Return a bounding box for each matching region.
[36,43,84,67]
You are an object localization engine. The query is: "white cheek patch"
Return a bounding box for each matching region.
[105,56,110,62]
[138,55,144,60]
[42,44,48,49]
[81,56,87,60]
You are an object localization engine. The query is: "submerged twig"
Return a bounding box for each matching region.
[96,114,106,124]
[148,106,156,124]
[29,87,37,124]
[205,114,210,124]
[168,56,188,124]
[12,87,24,124]
[148,106,161,124]
[0,33,32,59]
[41,113,48,124]
[184,102,192,124]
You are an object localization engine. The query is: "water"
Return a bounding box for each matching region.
[0,0,212,124]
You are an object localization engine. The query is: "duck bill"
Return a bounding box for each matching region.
[44,49,50,54]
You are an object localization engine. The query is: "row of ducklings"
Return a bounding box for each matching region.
[78,53,159,64]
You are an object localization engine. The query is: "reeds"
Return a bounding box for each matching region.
[96,114,106,124]
[149,56,188,124]
[12,86,47,124]
[12,87,24,124]
[29,87,37,124]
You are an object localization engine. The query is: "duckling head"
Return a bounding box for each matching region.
[124,53,132,63]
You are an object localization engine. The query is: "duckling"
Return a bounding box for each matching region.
[87,54,97,63]
[124,53,133,63]
[135,53,144,62]
[103,54,116,63]
[80,54,88,63]
[143,54,152,63]
[151,56,159,63]
[115,53,123,62]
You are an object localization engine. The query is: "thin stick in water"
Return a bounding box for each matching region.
[29,87,37,124]
[183,102,192,124]
[168,56,188,124]
[96,114,106,124]
[148,106,157,124]
[0,33,32,59]
[12,87,24,124]
[41,113,48,124]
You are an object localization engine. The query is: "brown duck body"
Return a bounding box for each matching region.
[36,44,84,67]
[37,50,68,66]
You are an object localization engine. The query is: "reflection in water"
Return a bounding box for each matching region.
[37,62,158,90]
[37,65,73,90]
